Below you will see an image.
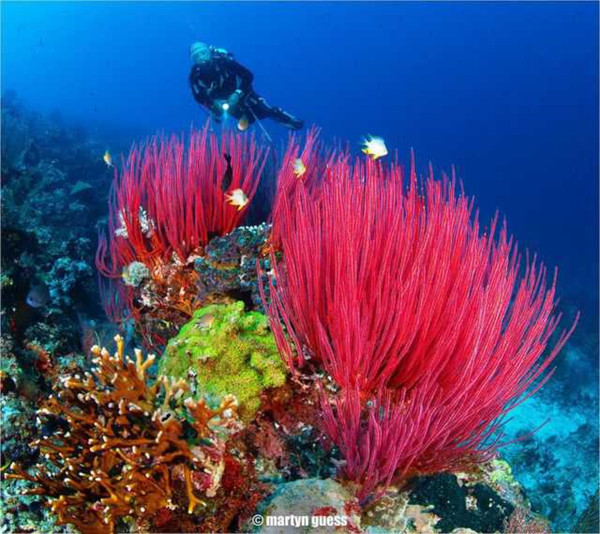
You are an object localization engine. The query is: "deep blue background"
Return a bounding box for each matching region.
[2,1,598,319]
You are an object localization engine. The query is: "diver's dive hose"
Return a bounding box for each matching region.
[247,105,273,144]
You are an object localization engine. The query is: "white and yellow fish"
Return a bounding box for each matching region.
[121,265,132,285]
[196,313,215,330]
[361,136,388,160]
[225,188,249,211]
[293,158,306,178]
[103,150,113,167]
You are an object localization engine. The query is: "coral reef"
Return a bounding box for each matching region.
[0,335,24,392]
[100,221,272,351]
[1,392,38,467]
[500,369,599,530]
[160,301,287,422]
[47,256,93,308]
[1,99,593,534]
[573,491,599,534]
[0,477,72,534]
[364,493,447,533]
[406,473,514,532]
[7,336,241,533]
[504,507,551,534]
[121,261,150,287]
[99,252,201,348]
[2,94,110,266]
[0,95,117,436]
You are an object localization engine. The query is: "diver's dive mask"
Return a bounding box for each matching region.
[190,42,211,65]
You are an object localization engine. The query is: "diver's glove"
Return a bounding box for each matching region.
[227,90,244,110]
[210,101,224,121]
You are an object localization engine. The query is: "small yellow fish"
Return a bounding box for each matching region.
[225,188,249,211]
[121,266,131,284]
[196,313,215,330]
[237,116,249,131]
[293,158,306,178]
[361,136,388,160]
[103,150,113,167]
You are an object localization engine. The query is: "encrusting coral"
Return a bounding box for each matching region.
[160,301,287,422]
[7,335,241,534]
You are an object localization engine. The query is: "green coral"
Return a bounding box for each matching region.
[160,301,287,422]
[488,459,515,486]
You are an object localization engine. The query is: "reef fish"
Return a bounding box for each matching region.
[225,188,249,211]
[222,153,233,192]
[361,136,388,160]
[196,313,215,330]
[293,158,306,178]
[26,283,49,308]
[103,150,113,167]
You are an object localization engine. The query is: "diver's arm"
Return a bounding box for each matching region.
[228,60,254,93]
[189,66,211,106]
[190,67,224,120]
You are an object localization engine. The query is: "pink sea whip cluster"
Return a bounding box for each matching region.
[95,123,269,332]
[96,123,268,279]
[263,137,578,499]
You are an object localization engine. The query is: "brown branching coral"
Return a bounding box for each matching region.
[7,335,240,534]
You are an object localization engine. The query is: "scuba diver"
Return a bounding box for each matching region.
[189,42,304,132]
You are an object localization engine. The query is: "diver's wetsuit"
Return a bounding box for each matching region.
[189,48,303,130]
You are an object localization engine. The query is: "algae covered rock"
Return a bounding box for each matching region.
[160,301,287,421]
[361,458,550,534]
[194,223,272,311]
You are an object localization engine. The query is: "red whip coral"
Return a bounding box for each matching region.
[95,124,269,339]
[268,126,332,247]
[319,386,434,500]
[97,123,269,276]
[262,148,578,497]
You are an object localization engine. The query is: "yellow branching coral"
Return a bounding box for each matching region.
[7,335,240,534]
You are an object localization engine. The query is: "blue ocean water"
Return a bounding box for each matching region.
[3,1,597,313]
[2,1,598,531]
